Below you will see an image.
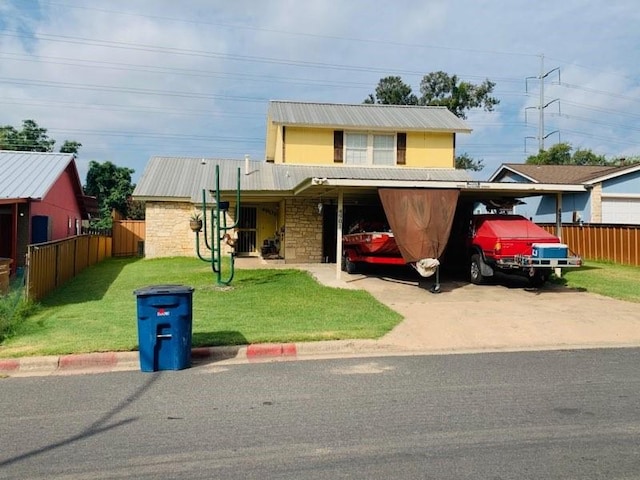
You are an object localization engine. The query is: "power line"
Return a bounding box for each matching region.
[38,0,539,60]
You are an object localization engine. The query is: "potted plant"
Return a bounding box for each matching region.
[189,212,203,232]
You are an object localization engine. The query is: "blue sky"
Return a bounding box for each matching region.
[1,0,639,184]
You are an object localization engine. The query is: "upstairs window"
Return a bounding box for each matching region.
[372,134,394,166]
[345,133,368,164]
[344,132,397,166]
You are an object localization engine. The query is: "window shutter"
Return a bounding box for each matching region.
[282,126,286,163]
[396,132,406,165]
[334,130,344,163]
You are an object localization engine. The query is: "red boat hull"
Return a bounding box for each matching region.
[342,232,400,257]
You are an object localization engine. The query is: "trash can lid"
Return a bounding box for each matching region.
[133,284,194,296]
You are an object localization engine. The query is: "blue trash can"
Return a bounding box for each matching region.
[133,285,194,372]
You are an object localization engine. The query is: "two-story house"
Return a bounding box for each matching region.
[134,100,475,264]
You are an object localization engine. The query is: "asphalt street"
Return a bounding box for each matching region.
[1,348,640,479]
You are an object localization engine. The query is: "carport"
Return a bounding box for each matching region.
[291,176,587,280]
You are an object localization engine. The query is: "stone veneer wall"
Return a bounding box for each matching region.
[591,183,602,223]
[145,201,194,258]
[145,201,236,258]
[283,198,323,263]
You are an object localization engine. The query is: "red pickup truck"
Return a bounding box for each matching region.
[467,214,581,286]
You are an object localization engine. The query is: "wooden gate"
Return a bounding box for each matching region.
[112,219,145,257]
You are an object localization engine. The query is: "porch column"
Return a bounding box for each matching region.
[555,192,562,241]
[555,192,562,278]
[335,189,344,281]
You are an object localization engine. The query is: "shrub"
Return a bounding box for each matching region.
[0,285,38,343]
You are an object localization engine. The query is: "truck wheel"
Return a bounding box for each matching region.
[470,254,486,285]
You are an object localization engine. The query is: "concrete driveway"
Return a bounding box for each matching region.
[298,262,640,354]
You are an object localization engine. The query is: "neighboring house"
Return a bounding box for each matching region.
[0,151,97,275]
[134,100,474,262]
[489,163,640,224]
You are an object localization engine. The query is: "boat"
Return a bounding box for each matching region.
[342,231,400,257]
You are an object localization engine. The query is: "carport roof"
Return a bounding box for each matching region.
[134,156,587,204]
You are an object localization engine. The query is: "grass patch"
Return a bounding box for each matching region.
[0,257,402,358]
[552,260,640,303]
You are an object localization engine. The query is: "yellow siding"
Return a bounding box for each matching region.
[273,126,284,163]
[257,204,279,246]
[406,131,455,168]
[283,127,334,164]
[266,120,278,162]
[273,125,456,167]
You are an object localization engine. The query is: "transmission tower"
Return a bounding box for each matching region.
[525,54,561,152]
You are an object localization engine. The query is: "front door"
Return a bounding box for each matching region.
[0,213,12,259]
[237,206,257,255]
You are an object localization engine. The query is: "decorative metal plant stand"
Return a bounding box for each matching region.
[194,165,241,286]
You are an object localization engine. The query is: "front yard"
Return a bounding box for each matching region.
[0,257,402,358]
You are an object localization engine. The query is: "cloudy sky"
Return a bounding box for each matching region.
[1,0,639,183]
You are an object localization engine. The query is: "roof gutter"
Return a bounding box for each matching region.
[294,178,587,195]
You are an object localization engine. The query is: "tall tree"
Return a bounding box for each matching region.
[84,161,136,228]
[364,76,418,105]
[0,119,81,153]
[419,71,499,119]
[365,72,499,119]
[15,119,55,152]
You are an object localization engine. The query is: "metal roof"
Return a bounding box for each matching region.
[0,150,76,200]
[267,101,472,133]
[133,156,474,202]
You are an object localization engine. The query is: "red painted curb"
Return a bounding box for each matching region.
[191,347,214,359]
[246,343,297,361]
[58,352,118,370]
[0,359,20,372]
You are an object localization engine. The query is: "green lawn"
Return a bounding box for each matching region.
[556,260,640,303]
[0,257,402,358]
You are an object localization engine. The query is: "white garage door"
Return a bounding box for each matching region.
[601,198,640,224]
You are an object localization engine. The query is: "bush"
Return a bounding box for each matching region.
[0,286,38,343]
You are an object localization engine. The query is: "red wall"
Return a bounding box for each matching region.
[30,167,83,241]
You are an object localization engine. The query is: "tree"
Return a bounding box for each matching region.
[419,72,499,119]
[364,71,499,119]
[526,143,607,165]
[455,153,484,171]
[15,119,55,152]
[0,119,81,153]
[59,140,82,154]
[84,161,136,228]
[572,148,607,166]
[364,76,418,105]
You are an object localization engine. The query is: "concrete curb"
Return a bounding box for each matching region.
[0,340,390,377]
[5,340,640,378]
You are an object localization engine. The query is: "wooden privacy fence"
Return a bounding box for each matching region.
[113,219,145,257]
[26,234,112,302]
[541,224,640,267]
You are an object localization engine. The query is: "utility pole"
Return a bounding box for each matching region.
[526,54,560,152]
